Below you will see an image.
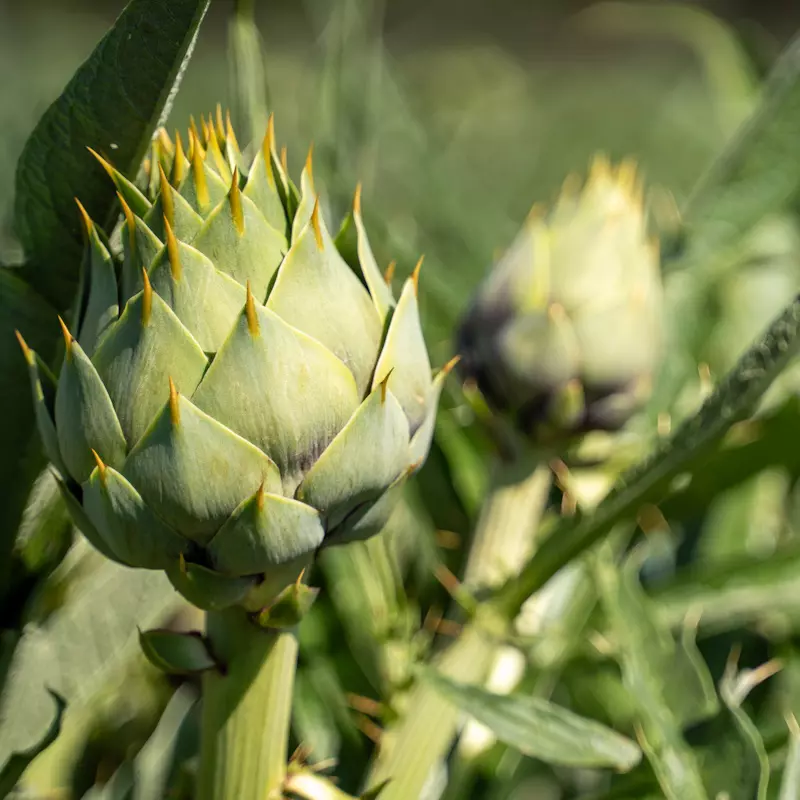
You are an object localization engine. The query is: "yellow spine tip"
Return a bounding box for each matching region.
[442,354,461,375]
[168,377,180,425]
[117,190,137,251]
[14,330,31,361]
[86,147,115,180]
[215,104,225,141]
[200,115,211,145]
[57,315,73,355]
[74,198,94,238]
[379,369,394,403]
[280,146,289,176]
[305,144,315,189]
[91,449,107,481]
[179,552,187,574]
[158,163,175,223]
[229,168,244,235]
[245,281,260,336]
[384,260,396,286]
[256,481,265,512]
[141,267,153,324]
[353,182,363,216]
[188,130,210,210]
[158,128,174,154]
[411,256,424,295]
[172,131,187,185]
[310,198,324,250]
[164,217,181,280]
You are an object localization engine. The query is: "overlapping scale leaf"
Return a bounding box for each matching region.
[179,133,229,216]
[192,178,286,301]
[76,206,118,356]
[408,358,459,468]
[83,461,188,568]
[92,276,208,447]
[120,197,163,303]
[352,185,394,320]
[243,120,288,235]
[122,388,282,545]
[192,296,359,493]
[54,475,125,564]
[166,559,256,611]
[54,325,127,483]
[147,224,245,352]
[371,271,433,434]
[144,167,204,242]
[325,468,412,547]
[267,203,382,394]
[208,487,325,575]
[17,333,66,476]
[297,383,409,529]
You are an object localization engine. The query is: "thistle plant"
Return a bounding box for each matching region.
[16,111,445,798]
[457,158,662,445]
[7,2,800,800]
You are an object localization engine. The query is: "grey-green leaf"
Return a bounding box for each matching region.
[423,669,641,771]
[14,0,211,310]
[139,629,216,675]
[0,690,65,799]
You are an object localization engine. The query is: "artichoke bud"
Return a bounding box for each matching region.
[20,112,447,613]
[457,156,663,444]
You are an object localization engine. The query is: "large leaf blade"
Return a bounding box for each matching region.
[423,668,642,771]
[14,0,210,310]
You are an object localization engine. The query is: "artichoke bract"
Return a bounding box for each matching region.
[19,112,448,611]
[457,158,662,444]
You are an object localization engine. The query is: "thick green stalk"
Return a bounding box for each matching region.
[199,608,297,800]
[367,460,551,799]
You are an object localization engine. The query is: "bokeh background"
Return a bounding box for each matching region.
[6,1,800,797]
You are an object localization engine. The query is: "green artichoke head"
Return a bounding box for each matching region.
[19,111,447,612]
[457,157,663,444]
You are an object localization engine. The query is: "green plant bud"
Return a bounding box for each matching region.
[20,114,446,609]
[457,157,663,444]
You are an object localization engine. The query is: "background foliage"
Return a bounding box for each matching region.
[6,0,800,798]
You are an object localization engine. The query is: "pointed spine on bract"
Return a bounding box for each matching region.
[168,376,180,425]
[245,281,259,336]
[310,198,324,250]
[58,315,73,359]
[141,268,153,325]
[164,218,182,280]
[229,168,245,235]
[189,130,210,211]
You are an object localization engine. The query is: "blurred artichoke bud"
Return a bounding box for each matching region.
[19,111,448,612]
[457,157,662,444]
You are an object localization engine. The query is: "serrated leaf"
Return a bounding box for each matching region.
[0,689,64,798]
[14,0,211,310]
[423,668,641,771]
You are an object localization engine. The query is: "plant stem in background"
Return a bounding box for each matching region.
[199,609,297,800]
[367,460,551,799]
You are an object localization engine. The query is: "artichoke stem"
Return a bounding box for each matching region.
[199,607,297,800]
[368,457,551,799]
